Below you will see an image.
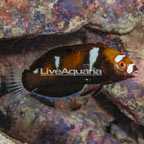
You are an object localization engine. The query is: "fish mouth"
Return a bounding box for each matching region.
[131,65,139,77]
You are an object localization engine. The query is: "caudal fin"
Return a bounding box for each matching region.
[4,66,29,97]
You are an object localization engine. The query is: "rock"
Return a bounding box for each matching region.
[103,16,144,126]
[0,0,142,39]
[77,94,114,128]
[0,29,120,143]
[0,132,23,144]
[110,123,137,144]
[0,9,144,144]
[0,93,120,144]
[89,0,142,34]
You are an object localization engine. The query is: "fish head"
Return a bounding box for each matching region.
[101,47,138,82]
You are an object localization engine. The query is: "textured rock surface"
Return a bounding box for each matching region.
[0,27,130,143]
[103,16,144,127]
[0,0,143,38]
[0,9,144,144]
[89,0,143,33]
[0,132,23,144]
[0,93,120,144]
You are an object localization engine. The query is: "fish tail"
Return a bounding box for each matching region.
[4,65,29,97]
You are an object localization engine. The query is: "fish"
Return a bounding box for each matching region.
[6,43,138,98]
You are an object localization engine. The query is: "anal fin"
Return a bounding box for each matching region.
[32,88,80,99]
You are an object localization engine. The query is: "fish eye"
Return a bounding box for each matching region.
[117,61,126,71]
[118,61,126,69]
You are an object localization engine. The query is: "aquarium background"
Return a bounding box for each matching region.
[0,0,143,143]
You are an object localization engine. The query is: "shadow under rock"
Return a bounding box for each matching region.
[0,29,87,55]
[0,111,11,130]
[93,92,137,141]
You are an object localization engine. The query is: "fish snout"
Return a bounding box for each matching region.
[131,65,139,77]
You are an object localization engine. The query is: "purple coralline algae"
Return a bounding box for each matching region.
[0,0,143,38]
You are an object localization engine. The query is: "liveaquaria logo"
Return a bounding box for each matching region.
[40,68,103,76]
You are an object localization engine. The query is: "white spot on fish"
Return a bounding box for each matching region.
[127,64,135,74]
[54,56,60,69]
[33,69,39,74]
[89,47,99,70]
[115,55,126,63]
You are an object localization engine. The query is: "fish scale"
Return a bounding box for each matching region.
[6,43,138,98]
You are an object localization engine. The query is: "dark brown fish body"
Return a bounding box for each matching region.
[20,43,137,98]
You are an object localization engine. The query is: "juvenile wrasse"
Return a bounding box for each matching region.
[6,43,138,98]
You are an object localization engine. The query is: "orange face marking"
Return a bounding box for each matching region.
[62,50,86,69]
[122,57,133,64]
[103,46,133,68]
[102,46,122,64]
